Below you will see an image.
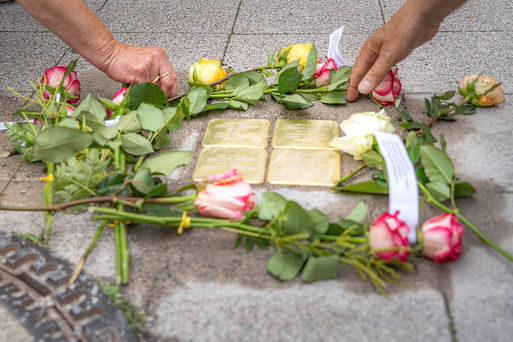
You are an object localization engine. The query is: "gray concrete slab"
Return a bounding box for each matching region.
[0,33,68,92]
[381,0,513,32]
[98,0,240,34]
[396,31,513,94]
[234,0,383,34]
[0,305,33,342]
[0,1,106,32]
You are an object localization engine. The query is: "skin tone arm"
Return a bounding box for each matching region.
[346,0,468,102]
[16,0,177,97]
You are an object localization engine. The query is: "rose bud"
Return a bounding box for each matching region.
[314,58,337,88]
[41,66,81,104]
[422,212,464,262]
[458,75,505,107]
[329,109,395,160]
[279,43,312,70]
[371,68,401,106]
[369,211,410,261]
[188,58,228,85]
[66,105,75,116]
[194,169,255,220]
[106,88,128,117]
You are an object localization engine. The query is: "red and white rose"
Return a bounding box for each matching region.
[41,66,81,104]
[422,212,464,262]
[369,211,410,261]
[371,68,401,106]
[195,169,255,220]
[314,58,337,88]
[107,88,128,116]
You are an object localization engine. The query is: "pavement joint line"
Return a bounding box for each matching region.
[442,292,459,342]
[221,0,243,63]
[377,0,386,25]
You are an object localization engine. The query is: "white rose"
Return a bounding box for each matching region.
[329,109,395,160]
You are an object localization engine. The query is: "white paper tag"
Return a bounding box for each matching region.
[105,116,120,127]
[374,131,419,243]
[0,120,34,131]
[327,25,351,67]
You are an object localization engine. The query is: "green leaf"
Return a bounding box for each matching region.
[407,144,420,164]
[72,94,106,122]
[33,127,92,163]
[361,151,384,170]
[416,167,429,183]
[116,111,142,133]
[228,100,249,110]
[434,90,456,100]
[266,251,308,281]
[278,67,302,93]
[57,117,78,128]
[280,201,314,236]
[203,102,230,112]
[140,151,192,176]
[420,145,455,184]
[258,192,288,220]
[440,133,447,152]
[162,107,184,131]
[277,94,313,110]
[327,66,351,91]
[405,131,418,149]
[454,182,476,198]
[137,103,164,131]
[244,70,266,85]
[345,201,368,223]
[97,172,126,196]
[308,209,329,234]
[425,181,451,201]
[397,108,413,122]
[300,255,339,282]
[127,82,167,110]
[132,167,153,194]
[339,181,389,195]
[120,133,154,156]
[424,98,432,117]
[152,128,170,150]
[455,104,476,115]
[302,43,318,81]
[226,73,250,91]
[320,90,346,105]
[234,82,265,105]
[187,85,212,115]
[246,236,254,252]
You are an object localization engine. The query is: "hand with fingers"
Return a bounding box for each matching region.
[346,0,468,102]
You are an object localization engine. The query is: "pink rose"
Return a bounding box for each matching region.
[371,68,401,106]
[107,88,128,116]
[66,105,75,116]
[194,169,255,220]
[314,58,337,88]
[41,66,81,104]
[458,75,505,107]
[369,211,410,261]
[422,213,464,262]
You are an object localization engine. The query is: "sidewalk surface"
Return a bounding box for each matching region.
[1,0,513,341]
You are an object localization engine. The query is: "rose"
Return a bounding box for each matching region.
[369,211,410,261]
[188,58,227,85]
[314,58,337,88]
[194,169,255,220]
[371,68,401,106]
[329,109,395,160]
[106,88,128,117]
[66,105,75,116]
[458,75,505,107]
[41,66,81,104]
[279,43,312,70]
[421,213,464,262]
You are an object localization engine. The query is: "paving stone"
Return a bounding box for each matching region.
[98,0,240,34]
[0,32,68,92]
[235,0,383,34]
[395,31,513,94]
[0,305,33,342]
[0,0,105,32]
[381,0,513,32]
[150,283,450,342]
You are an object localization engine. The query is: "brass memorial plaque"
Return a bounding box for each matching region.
[267,149,341,186]
[202,119,271,148]
[193,147,268,184]
[272,119,339,150]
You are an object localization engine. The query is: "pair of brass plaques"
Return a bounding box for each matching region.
[192,119,341,186]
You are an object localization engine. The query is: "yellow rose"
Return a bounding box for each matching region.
[188,58,227,85]
[279,43,312,69]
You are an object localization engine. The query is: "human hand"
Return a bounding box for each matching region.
[103,42,178,98]
[346,2,441,102]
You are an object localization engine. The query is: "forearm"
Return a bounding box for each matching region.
[16,0,118,72]
[402,0,468,27]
